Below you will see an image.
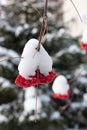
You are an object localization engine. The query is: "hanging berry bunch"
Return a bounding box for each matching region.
[52,75,71,99]
[15,0,56,88]
[15,39,56,87]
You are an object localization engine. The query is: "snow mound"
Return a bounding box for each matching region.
[18,38,52,79]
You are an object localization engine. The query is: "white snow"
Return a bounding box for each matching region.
[0,10,6,20]
[0,102,21,123]
[24,87,35,98]
[56,49,67,57]
[31,28,38,34]
[0,46,9,55]
[57,28,70,37]
[81,13,87,23]
[68,45,81,53]
[0,21,23,35]
[73,88,80,94]
[0,77,11,88]
[29,115,40,121]
[40,95,50,103]
[18,38,52,79]
[50,111,60,120]
[0,37,5,42]
[24,98,41,113]
[83,93,87,101]
[0,114,8,123]
[0,46,19,57]
[24,87,41,113]
[0,104,12,123]
[78,77,87,84]
[71,98,87,109]
[2,80,11,87]
[71,102,82,109]
[19,87,42,122]
[52,75,70,95]
[0,104,10,112]
[22,1,28,7]
[56,45,83,57]
[0,0,7,5]
[15,26,23,37]
[40,112,47,118]
[0,21,11,29]
[45,33,55,42]
[0,58,14,67]
[5,24,15,32]
[23,23,29,29]
[0,46,19,65]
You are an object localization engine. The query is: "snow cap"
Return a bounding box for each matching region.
[18,38,52,79]
[52,75,71,99]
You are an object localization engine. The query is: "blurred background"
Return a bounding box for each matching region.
[0,0,87,130]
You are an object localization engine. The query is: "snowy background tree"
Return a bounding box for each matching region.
[0,0,87,130]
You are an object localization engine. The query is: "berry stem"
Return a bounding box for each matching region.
[37,0,48,51]
[35,85,38,123]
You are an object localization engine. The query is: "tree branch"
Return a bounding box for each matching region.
[70,0,83,22]
[0,57,24,62]
[68,68,83,84]
[37,0,48,51]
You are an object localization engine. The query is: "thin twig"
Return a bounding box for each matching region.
[68,68,83,83]
[28,0,42,17]
[35,66,39,123]
[60,100,71,111]
[44,0,48,16]
[70,0,83,22]
[31,4,42,17]
[37,0,48,51]
[35,85,38,123]
[0,56,24,62]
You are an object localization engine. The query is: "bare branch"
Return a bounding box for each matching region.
[35,66,39,123]
[35,85,38,123]
[31,4,42,17]
[0,57,24,62]
[68,68,83,83]
[37,0,48,51]
[70,0,83,22]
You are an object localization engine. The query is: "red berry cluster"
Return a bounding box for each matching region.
[80,42,87,50]
[52,89,71,100]
[15,70,56,88]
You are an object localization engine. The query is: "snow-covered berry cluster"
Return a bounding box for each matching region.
[15,39,56,87]
[52,75,71,99]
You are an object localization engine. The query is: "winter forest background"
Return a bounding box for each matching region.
[0,0,87,130]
